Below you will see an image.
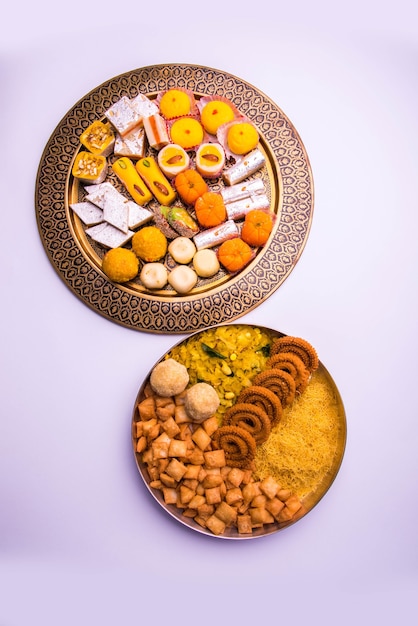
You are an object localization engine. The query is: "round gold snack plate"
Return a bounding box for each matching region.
[131,324,346,540]
[36,64,314,334]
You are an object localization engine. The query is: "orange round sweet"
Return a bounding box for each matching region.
[174,169,208,205]
[102,248,139,283]
[195,192,226,228]
[217,238,253,273]
[159,89,191,119]
[170,118,204,149]
[241,209,274,247]
[227,122,259,155]
[201,100,235,134]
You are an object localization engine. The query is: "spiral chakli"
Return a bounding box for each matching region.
[222,402,272,445]
[252,368,296,406]
[270,336,319,373]
[212,425,257,469]
[237,385,283,428]
[265,351,310,393]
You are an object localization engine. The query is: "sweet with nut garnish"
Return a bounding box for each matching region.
[72,88,273,290]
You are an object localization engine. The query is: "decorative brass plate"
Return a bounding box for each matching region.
[131,324,346,539]
[35,65,314,334]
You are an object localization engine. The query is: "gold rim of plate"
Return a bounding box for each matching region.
[131,324,347,540]
[35,64,314,334]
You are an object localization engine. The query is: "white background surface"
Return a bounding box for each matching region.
[1,1,417,624]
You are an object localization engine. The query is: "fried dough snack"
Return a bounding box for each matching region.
[222,402,271,445]
[212,425,257,469]
[237,385,283,427]
[271,336,319,373]
[132,331,324,536]
[252,368,296,406]
[266,351,310,394]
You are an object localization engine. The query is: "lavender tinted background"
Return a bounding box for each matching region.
[1,1,417,623]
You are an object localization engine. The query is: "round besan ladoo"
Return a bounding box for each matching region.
[150,358,189,397]
[184,382,220,423]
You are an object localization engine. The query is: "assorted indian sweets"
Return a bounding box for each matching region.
[70,88,275,292]
[133,326,341,536]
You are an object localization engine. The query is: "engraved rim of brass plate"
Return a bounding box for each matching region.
[131,324,347,540]
[35,64,314,334]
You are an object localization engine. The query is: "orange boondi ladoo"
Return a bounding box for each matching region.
[174,169,208,205]
[195,191,226,228]
[241,209,274,247]
[217,238,253,273]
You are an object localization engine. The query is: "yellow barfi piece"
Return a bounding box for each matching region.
[72,152,107,184]
[80,120,115,156]
[112,157,153,205]
[135,156,177,206]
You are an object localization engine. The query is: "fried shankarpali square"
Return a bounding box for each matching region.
[151,441,169,459]
[187,448,205,465]
[277,488,292,501]
[136,436,147,454]
[225,487,243,506]
[237,514,252,534]
[134,379,308,536]
[205,486,222,505]
[183,464,202,480]
[284,494,302,515]
[191,427,212,450]
[242,482,261,503]
[265,497,285,519]
[166,458,188,481]
[183,508,198,518]
[188,494,206,509]
[174,405,190,424]
[142,418,158,436]
[250,507,274,526]
[180,485,195,505]
[204,449,226,469]
[137,396,156,420]
[226,467,245,488]
[277,507,294,522]
[202,416,219,436]
[202,470,223,489]
[162,487,177,505]
[251,494,267,508]
[156,405,175,421]
[215,501,237,526]
[259,475,280,500]
[161,416,181,438]
[182,478,199,491]
[205,514,226,535]
[159,473,177,488]
[168,439,188,458]
[197,503,215,520]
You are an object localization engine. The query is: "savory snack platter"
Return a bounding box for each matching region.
[132,324,346,539]
[35,64,314,334]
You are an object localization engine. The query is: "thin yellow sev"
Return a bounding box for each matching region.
[254,369,341,498]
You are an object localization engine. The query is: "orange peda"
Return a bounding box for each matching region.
[241,209,274,247]
[174,169,208,205]
[194,192,227,228]
[217,237,253,273]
